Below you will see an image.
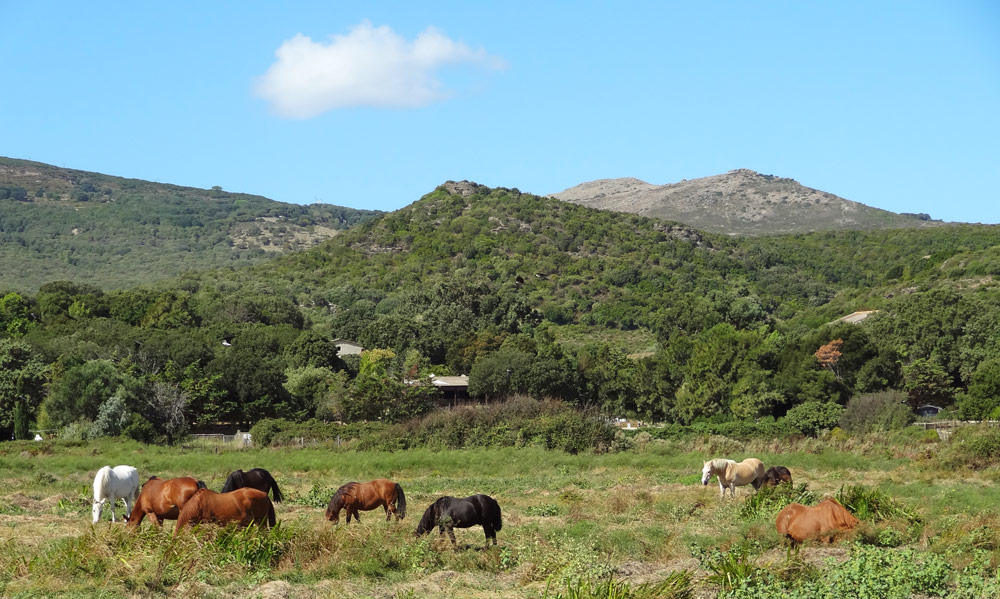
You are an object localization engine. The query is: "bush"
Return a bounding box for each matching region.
[781,401,844,436]
[839,390,914,434]
[947,425,1000,467]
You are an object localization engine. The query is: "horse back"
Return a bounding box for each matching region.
[468,494,502,530]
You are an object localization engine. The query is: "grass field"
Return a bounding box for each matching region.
[1,433,999,598]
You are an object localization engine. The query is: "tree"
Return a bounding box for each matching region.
[0,339,49,436]
[815,339,844,381]
[147,381,189,445]
[902,358,955,409]
[40,359,125,428]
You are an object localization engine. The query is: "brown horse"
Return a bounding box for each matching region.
[127,476,206,527]
[175,488,275,533]
[775,498,859,546]
[325,479,407,524]
[762,466,793,487]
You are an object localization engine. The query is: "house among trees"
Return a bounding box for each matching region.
[427,374,470,405]
[916,405,943,418]
[830,310,880,325]
[334,339,364,356]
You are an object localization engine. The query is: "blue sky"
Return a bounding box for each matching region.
[2,1,998,223]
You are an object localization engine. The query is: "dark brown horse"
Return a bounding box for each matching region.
[220,468,283,502]
[762,466,793,487]
[175,488,275,533]
[325,479,406,524]
[127,476,206,526]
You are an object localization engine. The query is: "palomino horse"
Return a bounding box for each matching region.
[220,468,284,502]
[701,457,765,498]
[775,498,858,546]
[325,479,406,524]
[175,488,275,533]
[415,494,502,548]
[92,465,139,524]
[127,476,206,526]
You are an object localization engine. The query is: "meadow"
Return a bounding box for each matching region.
[1,432,999,598]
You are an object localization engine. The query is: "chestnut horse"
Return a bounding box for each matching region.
[701,457,765,498]
[127,476,206,526]
[325,479,407,524]
[776,498,859,546]
[175,488,275,533]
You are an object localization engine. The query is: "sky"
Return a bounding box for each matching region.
[2,1,999,223]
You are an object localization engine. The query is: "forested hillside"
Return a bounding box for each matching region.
[0,157,380,291]
[2,180,1000,443]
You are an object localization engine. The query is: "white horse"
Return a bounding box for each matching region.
[92,465,139,523]
[701,457,765,498]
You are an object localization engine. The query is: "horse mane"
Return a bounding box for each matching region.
[197,480,208,489]
[415,500,439,535]
[329,482,357,512]
[708,458,732,473]
[220,469,246,494]
[93,466,112,500]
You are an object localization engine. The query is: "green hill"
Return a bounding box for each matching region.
[4,178,1000,440]
[0,157,381,291]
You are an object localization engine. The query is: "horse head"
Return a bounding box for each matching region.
[414,502,438,536]
[701,461,713,485]
[326,484,354,524]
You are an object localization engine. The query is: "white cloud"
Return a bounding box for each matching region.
[254,21,506,118]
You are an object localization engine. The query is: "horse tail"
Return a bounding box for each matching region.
[93,466,111,501]
[266,472,283,503]
[395,483,406,519]
[493,499,503,532]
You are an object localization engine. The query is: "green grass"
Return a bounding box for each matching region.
[1,436,999,597]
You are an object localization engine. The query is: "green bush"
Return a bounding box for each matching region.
[839,390,914,434]
[781,401,844,436]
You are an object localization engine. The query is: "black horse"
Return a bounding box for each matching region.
[415,494,502,548]
[220,468,283,502]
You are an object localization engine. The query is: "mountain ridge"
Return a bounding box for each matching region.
[553,169,942,235]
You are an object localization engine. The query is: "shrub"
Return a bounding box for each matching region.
[946,425,1000,467]
[738,483,816,522]
[781,401,844,436]
[835,484,919,524]
[839,390,914,434]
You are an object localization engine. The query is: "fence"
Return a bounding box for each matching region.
[914,419,999,441]
[187,432,252,450]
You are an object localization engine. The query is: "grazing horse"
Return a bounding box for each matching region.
[92,465,139,524]
[415,494,502,548]
[761,466,793,487]
[175,488,275,534]
[701,457,765,498]
[776,498,859,546]
[220,468,283,502]
[325,479,407,524]
[127,476,206,527]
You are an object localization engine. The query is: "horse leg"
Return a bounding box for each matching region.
[718,480,726,499]
[149,512,162,526]
[447,526,457,548]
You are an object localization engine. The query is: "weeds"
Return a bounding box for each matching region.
[543,572,693,599]
[738,482,816,521]
[835,484,919,523]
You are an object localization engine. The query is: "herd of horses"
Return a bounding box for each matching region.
[701,457,858,545]
[92,465,501,547]
[91,456,855,549]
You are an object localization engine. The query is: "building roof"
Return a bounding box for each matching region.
[831,310,880,325]
[428,375,469,388]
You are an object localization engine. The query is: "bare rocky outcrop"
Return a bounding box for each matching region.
[553,169,943,236]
